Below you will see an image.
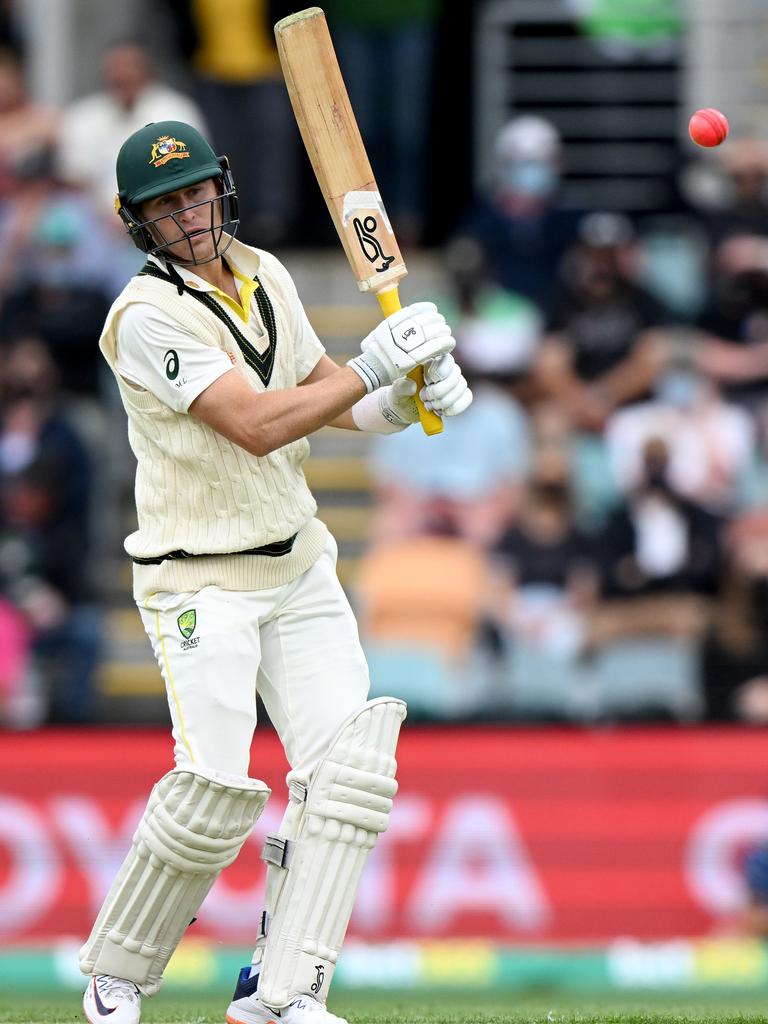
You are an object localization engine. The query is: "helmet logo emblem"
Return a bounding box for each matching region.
[149,135,190,168]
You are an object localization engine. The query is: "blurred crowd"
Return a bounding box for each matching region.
[361,114,768,727]
[0,0,442,727]
[1,2,768,728]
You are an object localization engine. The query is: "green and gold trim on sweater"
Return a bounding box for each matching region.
[138,261,278,386]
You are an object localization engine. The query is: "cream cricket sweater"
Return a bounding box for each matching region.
[99,239,328,601]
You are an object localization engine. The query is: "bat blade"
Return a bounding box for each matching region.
[274,7,406,294]
[275,6,442,435]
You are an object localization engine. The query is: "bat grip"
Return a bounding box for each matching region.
[376,287,443,436]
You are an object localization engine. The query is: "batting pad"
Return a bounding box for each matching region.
[257,697,407,1008]
[79,766,270,995]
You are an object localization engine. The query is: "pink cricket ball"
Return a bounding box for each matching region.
[688,108,729,148]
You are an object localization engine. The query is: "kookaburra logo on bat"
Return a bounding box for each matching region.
[353,215,395,272]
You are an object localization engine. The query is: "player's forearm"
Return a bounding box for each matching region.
[189,363,366,456]
[240,368,366,455]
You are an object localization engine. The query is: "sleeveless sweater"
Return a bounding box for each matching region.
[99,239,328,600]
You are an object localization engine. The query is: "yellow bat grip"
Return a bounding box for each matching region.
[376,287,443,436]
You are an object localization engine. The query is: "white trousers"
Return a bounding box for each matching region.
[137,535,370,786]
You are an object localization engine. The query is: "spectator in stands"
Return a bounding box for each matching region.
[443,236,543,401]
[162,0,299,246]
[590,437,720,646]
[370,292,532,547]
[355,524,495,718]
[370,370,530,547]
[707,140,768,245]
[369,235,536,548]
[0,47,68,297]
[56,41,206,218]
[536,211,670,432]
[0,200,113,395]
[700,550,768,722]
[605,362,755,514]
[454,115,579,310]
[0,48,57,203]
[492,454,598,661]
[698,233,768,411]
[0,337,100,723]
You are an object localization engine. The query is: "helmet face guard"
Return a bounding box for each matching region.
[116,158,240,266]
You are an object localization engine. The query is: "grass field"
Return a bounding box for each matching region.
[3,991,768,1024]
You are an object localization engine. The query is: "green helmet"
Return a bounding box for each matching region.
[115,120,239,265]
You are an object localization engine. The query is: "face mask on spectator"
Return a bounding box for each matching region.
[655,370,706,409]
[500,160,558,199]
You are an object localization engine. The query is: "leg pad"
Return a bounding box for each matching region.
[257,697,406,1008]
[80,766,270,995]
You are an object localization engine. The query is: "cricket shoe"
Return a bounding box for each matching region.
[226,967,348,1024]
[83,975,141,1024]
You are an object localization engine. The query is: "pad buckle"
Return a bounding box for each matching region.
[261,833,294,868]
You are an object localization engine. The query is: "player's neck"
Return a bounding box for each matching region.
[190,256,237,300]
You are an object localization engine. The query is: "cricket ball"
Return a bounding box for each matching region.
[688,108,729,148]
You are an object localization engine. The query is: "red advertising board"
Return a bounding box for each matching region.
[2,727,767,944]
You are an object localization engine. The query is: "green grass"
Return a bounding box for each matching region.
[3,991,768,1024]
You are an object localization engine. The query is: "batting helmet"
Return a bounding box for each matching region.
[114,120,239,265]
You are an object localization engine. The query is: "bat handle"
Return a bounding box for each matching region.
[376,286,444,437]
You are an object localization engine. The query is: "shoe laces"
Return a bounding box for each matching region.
[95,976,140,1004]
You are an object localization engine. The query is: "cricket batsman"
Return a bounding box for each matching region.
[79,120,472,1024]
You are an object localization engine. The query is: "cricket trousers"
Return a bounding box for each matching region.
[137,534,370,782]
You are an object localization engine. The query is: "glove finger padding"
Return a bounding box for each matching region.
[422,364,462,400]
[433,383,473,416]
[420,353,473,416]
[424,352,457,384]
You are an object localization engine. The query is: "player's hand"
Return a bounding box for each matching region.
[347,301,455,392]
[384,353,473,424]
[422,353,473,416]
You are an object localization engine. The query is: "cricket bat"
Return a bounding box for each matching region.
[274,6,443,435]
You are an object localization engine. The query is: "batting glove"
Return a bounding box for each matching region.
[347,301,455,392]
[384,353,474,424]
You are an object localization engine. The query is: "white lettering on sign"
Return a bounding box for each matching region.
[353,795,432,931]
[405,795,551,931]
[0,796,62,934]
[51,796,142,912]
[684,798,768,914]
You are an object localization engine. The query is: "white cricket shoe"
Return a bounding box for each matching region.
[83,975,141,1024]
[226,968,347,1024]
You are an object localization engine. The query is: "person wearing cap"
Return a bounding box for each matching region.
[79,120,472,1024]
[453,115,580,310]
[536,211,671,432]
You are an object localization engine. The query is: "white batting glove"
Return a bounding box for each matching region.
[422,353,473,416]
[347,301,455,393]
[383,353,474,424]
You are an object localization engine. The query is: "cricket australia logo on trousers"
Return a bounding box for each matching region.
[177,609,200,650]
